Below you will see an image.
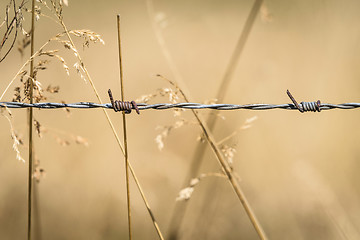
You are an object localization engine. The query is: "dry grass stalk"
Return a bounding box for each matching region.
[145,0,265,237]
[146,0,192,100]
[1,1,164,239]
[190,2,265,235]
[188,0,264,234]
[150,0,265,238]
[2,1,160,239]
[27,1,36,239]
[38,4,164,239]
[117,14,132,240]
[160,75,268,240]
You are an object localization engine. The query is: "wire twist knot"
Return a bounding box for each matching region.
[287,90,321,113]
[300,101,321,112]
[108,89,140,114]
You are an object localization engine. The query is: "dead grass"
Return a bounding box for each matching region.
[1,1,360,240]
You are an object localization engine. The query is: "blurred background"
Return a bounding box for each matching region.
[1,0,360,239]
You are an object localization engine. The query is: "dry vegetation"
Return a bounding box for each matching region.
[1,0,360,240]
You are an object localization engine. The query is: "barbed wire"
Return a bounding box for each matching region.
[1,101,360,112]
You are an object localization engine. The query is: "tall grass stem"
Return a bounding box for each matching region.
[147,0,264,238]
[117,15,132,240]
[56,15,164,240]
[189,0,264,237]
[27,0,36,239]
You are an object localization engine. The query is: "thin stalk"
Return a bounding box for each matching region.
[217,0,264,102]
[162,76,268,240]
[55,14,164,240]
[115,15,164,240]
[191,1,264,236]
[117,15,132,240]
[164,1,263,238]
[129,163,165,240]
[145,0,191,98]
[60,21,125,155]
[33,183,42,240]
[27,0,35,239]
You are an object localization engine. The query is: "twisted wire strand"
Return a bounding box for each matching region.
[1,101,360,111]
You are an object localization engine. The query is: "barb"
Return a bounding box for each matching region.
[108,89,140,114]
[0,101,360,111]
[287,90,321,113]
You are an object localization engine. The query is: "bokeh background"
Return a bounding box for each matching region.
[1,0,360,239]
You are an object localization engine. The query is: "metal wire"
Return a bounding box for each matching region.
[1,101,360,112]
[285,90,322,112]
[108,89,140,114]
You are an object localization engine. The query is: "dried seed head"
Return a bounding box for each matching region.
[136,93,157,103]
[55,136,70,146]
[33,166,46,183]
[241,116,258,130]
[154,12,168,29]
[189,178,200,186]
[176,187,194,201]
[61,100,71,116]
[70,29,105,48]
[3,115,25,163]
[155,119,187,150]
[17,34,31,57]
[155,134,164,151]
[260,3,273,23]
[220,144,236,166]
[12,87,21,102]
[74,135,89,147]
[34,119,42,138]
[74,62,87,82]
[60,0,69,7]
[46,85,60,93]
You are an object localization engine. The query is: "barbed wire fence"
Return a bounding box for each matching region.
[1,101,360,112]
[2,86,359,240]
[2,90,359,113]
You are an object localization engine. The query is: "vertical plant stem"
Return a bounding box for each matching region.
[28,0,36,239]
[190,0,264,237]
[216,0,263,102]
[117,15,132,240]
[157,0,263,238]
[57,16,164,240]
[33,183,42,240]
[146,0,191,98]
[129,163,165,240]
[60,21,126,155]
[146,2,192,236]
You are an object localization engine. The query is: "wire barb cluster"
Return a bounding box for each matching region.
[108,89,140,114]
[286,90,321,112]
